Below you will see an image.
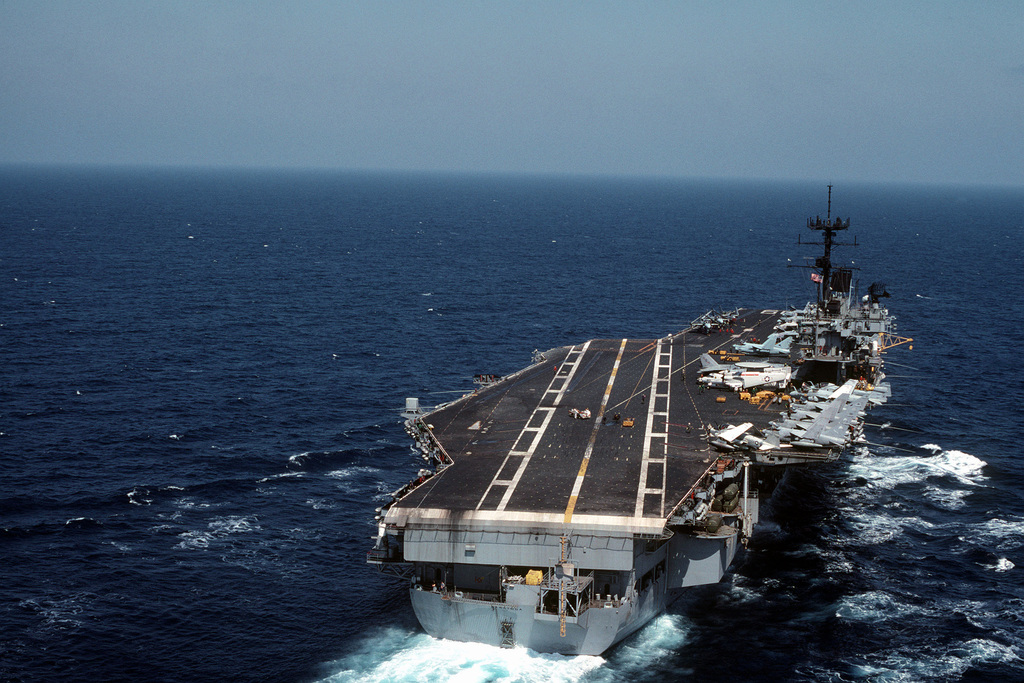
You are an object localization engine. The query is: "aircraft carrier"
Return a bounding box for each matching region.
[367,187,911,655]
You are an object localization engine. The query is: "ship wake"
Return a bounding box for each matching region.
[319,627,603,683]
[319,614,695,683]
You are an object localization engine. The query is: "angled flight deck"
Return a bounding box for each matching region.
[391,308,784,530]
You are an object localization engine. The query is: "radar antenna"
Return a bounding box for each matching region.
[797,185,856,305]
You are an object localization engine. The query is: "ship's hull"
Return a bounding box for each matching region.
[406,526,739,655]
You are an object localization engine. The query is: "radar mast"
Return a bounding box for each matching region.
[804,184,854,307]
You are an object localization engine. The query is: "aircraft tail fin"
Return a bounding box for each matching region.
[774,336,794,352]
[698,353,728,374]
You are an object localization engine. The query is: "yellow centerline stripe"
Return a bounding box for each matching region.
[563,338,628,524]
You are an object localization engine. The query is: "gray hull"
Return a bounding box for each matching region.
[407,529,738,655]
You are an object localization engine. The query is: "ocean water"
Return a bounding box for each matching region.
[1,167,1022,682]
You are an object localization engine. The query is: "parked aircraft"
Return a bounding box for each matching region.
[709,422,779,452]
[697,354,792,391]
[733,331,796,356]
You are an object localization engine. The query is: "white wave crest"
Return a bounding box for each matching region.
[174,497,213,509]
[289,451,318,464]
[721,580,765,605]
[328,467,385,495]
[845,504,1024,555]
[973,518,1024,552]
[835,591,932,621]
[866,638,1020,681]
[127,487,152,505]
[321,629,603,683]
[843,510,912,545]
[846,446,987,492]
[599,613,691,678]
[922,485,970,510]
[257,471,304,483]
[326,466,381,479]
[175,515,259,550]
[19,594,89,631]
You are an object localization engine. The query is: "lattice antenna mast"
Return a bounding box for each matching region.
[798,185,856,305]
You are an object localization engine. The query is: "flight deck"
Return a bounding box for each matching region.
[391,308,785,530]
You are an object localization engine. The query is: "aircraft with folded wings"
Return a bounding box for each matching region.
[777,380,869,448]
[709,422,779,452]
[711,379,871,452]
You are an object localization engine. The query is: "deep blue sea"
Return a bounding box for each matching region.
[2,168,1022,682]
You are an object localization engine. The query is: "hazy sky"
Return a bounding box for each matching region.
[2,1,1022,185]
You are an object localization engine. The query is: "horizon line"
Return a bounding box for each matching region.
[1,161,1021,192]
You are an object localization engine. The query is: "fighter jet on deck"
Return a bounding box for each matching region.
[698,354,792,391]
[709,422,780,452]
[732,331,796,356]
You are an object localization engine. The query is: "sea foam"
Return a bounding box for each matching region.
[835,590,932,621]
[847,446,987,491]
[321,628,603,683]
[866,638,1021,681]
[175,515,259,550]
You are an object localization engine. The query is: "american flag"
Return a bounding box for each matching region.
[810,272,822,283]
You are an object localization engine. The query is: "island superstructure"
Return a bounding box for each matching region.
[367,187,911,655]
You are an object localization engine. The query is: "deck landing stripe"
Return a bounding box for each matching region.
[550,340,592,406]
[481,341,591,513]
[493,407,556,511]
[475,379,562,512]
